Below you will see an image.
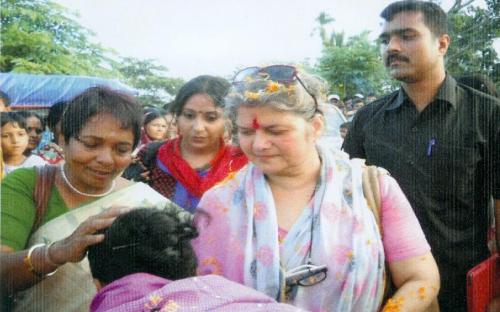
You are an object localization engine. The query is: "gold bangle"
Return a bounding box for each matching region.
[23,243,59,278]
[23,244,45,278]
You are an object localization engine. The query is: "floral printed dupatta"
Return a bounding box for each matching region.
[193,146,386,312]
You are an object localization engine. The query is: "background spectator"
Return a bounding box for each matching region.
[0,91,11,112]
[17,111,44,156]
[344,2,500,310]
[1,112,45,176]
[457,74,498,98]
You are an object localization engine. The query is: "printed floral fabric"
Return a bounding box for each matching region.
[193,144,386,312]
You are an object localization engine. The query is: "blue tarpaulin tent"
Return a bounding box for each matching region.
[0,73,138,109]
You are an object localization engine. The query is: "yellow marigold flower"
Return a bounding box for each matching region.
[382,297,404,312]
[217,170,238,186]
[266,81,281,93]
[244,76,254,83]
[149,294,163,306]
[244,91,260,101]
[417,287,426,300]
[144,294,164,310]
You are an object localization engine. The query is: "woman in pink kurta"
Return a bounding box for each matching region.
[192,65,440,312]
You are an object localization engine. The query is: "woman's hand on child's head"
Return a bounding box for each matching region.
[49,205,132,264]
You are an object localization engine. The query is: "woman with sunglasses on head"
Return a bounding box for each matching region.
[1,87,172,311]
[192,65,440,312]
[128,75,248,212]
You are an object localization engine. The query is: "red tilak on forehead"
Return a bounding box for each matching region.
[252,118,260,129]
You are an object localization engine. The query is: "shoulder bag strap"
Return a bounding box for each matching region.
[362,165,392,303]
[362,166,440,312]
[362,165,383,236]
[31,165,58,236]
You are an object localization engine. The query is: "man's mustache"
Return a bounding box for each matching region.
[385,54,410,66]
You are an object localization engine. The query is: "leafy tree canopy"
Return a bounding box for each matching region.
[446,0,499,85]
[0,0,183,107]
[114,57,184,108]
[313,0,499,98]
[314,13,393,98]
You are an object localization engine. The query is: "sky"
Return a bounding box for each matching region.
[54,0,489,80]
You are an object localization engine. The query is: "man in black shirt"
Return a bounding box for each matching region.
[343,1,500,311]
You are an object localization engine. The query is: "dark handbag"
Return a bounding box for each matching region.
[122,141,164,182]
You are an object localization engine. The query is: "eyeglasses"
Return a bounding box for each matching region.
[285,262,328,289]
[233,65,318,110]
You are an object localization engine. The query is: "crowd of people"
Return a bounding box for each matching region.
[1,1,499,312]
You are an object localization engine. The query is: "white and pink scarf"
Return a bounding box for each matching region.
[193,145,386,311]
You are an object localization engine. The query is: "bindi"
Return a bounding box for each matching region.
[252,118,260,129]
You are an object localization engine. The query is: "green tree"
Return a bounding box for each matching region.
[446,0,499,85]
[314,0,499,97]
[314,13,392,98]
[0,0,184,107]
[0,0,118,77]
[114,57,184,108]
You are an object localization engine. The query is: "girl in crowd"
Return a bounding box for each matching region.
[163,110,178,140]
[131,75,248,212]
[134,109,169,155]
[17,111,44,155]
[192,65,440,312]
[0,87,167,311]
[1,112,45,176]
[35,101,66,164]
[87,206,301,312]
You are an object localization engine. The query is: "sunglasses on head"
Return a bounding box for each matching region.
[233,65,318,110]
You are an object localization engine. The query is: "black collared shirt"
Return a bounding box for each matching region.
[344,75,500,272]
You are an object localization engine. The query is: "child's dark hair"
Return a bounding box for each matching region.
[1,111,27,129]
[87,205,198,285]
